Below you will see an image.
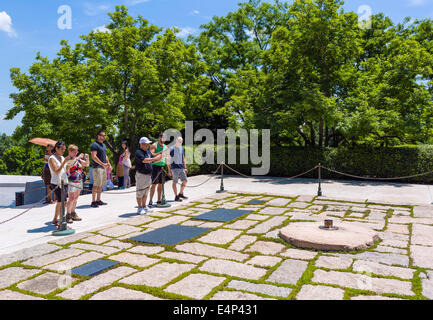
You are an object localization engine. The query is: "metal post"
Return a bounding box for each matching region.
[53,180,75,236]
[157,168,171,208]
[317,163,323,197]
[216,162,227,193]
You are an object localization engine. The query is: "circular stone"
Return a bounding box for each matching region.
[279,222,380,251]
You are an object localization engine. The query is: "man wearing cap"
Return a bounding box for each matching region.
[149,133,170,207]
[135,137,162,215]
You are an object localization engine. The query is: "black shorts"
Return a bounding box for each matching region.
[151,166,165,185]
[50,184,69,202]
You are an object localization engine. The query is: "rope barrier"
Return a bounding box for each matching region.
[222,163,320,181]
[321,165,433,181]
[0,185,60,225]
[171,163,223,188]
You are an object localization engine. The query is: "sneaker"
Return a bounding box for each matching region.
[137,207,144,215]
[96,200,107,206]
[145,205,153,214]
[148,201,153,207]
[179,194,188,200]
[175,195,183,202]
[71,212,82,221]
[91,202,99,208]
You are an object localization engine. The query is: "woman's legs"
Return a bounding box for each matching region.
[123,166,131,188]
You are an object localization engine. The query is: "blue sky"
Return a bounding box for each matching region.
[1,0,433,135]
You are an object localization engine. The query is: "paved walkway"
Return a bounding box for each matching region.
[0,174,432,255]
[0,191,432,300]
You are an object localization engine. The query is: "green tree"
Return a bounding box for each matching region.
[6,5,209,159]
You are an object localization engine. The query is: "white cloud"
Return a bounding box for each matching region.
[93,25,111,33]
[0,11,18,38]
[408,0,427,6]
[175,27,197,38]
[126,0,151,5]
[84,3,111,16]
[191,10,200,15]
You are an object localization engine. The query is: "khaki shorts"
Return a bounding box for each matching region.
[136,172,151,199]
[93,168,107,187]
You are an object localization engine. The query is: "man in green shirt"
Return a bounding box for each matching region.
[149,133,172,206]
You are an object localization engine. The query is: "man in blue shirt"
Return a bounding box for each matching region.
[90,130,112,208]
[169,137,188,202]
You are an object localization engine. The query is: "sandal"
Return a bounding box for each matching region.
[52,220,59,226]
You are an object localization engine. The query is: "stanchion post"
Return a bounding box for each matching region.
[52,179,75,236]
[157,168,171,208]
[216,162,227,193]
[317,163,323,197]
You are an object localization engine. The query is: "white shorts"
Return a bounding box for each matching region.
[68,182,83,194]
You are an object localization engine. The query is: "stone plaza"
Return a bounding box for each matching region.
[0,179,432,300]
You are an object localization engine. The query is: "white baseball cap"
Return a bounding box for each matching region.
[139,137,152,144]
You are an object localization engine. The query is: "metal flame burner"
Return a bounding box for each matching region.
[319,219,339,231]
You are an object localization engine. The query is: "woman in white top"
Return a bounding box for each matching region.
[121,141,132,189]
[48,141,73,228]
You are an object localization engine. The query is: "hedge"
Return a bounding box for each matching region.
[185,145,433,184]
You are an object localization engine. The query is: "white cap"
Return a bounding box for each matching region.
[139,137,152,144]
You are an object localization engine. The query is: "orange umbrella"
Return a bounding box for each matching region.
[28,138,58,147]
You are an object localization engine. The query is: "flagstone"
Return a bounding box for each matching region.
[245,214,270,221]
[280,248,318,260]
[374,245,407,255]
[411,245,433,269]
[59,266,136,300]
[128,245,165,255]
[412,224,433,246]
[23,248,84,267]
[120,263,195,287]
[0,243,61,267]
[70,243,119,255]
[210,291,272,300]
[83,235,111,245]
[266,198,291,207]
[245,241,286,255]
[352,260,415,279]
[267,259,308,285]
[198,229,242,245]
[296,285,344,300]
[247,216,287,234]
[158,251,208,264]
[0,290,44,300]
[224,220,259,230]
[44,252,104,272]
[176,243,248,262]
[258,207,288,216]
[165,273,226,299]
[199,259,267,280]
[103,240,134,250]
[17,272,65,295]
[227,280,291,298]
[229,235,257,251]
[312,269,414,296]
[90,287,162,300]
[110,252,160,268]
[315,256,353,270]
[144,216,189,229]
[386,224,409,235]
[0,267,41,289]
[97,225,143,238]
[246,255,282,268]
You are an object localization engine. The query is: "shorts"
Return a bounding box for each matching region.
[93,168,107,187]
[50,184,69,202]
[172,169,187,183]
[136,172,151,199]
[68,181,83,194]
[151,166,165,185]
